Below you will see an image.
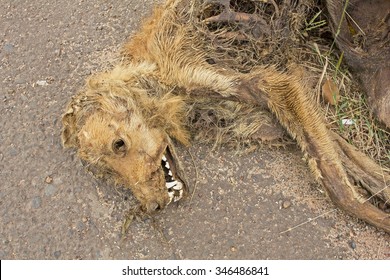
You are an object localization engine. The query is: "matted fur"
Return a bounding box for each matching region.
[62,0,390,232]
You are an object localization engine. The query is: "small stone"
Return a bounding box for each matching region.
[230,246,237,252]
[45,176,53,184]
[53,251,61,259]
[31,196,42,209]
[36,80,49,86]
[349,240,356,250]
[282,200,292,209]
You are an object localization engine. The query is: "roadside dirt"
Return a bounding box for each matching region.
[0,0,389,259]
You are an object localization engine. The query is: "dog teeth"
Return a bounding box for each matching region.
[166,181,177,189]
[166,181,183,190]
[173,181,183,190]
[161,155,170,169]
[167,190,175,205]
[174,191,183,202]
[162,153,183,203]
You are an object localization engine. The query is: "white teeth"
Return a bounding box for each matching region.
[166,181,177,189]
[174,190,183,202]
[173,181,183,190]
[167,191,174,205]
[162,153,183,203]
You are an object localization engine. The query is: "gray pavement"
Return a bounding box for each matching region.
[1,0,389,259]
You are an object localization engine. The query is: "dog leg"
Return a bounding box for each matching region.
[233,68,390,233]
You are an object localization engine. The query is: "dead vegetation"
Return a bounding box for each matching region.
[190,0,389,167]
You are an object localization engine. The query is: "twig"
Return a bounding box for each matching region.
[345,11,366,36]
[330,0,350,52]
[188,149,200,207]
[280,209,336,234]
[377,238,384,260]
[316,56,328,104]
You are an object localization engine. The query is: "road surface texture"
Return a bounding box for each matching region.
[1,0,389,259]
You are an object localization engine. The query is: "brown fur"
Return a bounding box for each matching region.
[62,0,390,232]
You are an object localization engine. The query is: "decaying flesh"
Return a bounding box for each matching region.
[62,0,390,233]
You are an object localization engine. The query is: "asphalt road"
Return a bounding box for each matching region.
[1,0,389,259]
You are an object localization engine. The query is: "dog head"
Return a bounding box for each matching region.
[62,63,189,212]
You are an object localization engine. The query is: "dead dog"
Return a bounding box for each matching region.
[62,0,390,233]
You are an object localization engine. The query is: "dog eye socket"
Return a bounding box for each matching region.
[112,139,126,154]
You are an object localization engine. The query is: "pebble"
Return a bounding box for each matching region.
[230,246,237,252]
[349,240,356,250]
[36,80,49,86]
[53,250,61,259]
[45,176,53,184]
[31,196,42,209]
[282,200,291,209]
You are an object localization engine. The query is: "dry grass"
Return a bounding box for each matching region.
[186,0,389,168]
[305,7,390,169]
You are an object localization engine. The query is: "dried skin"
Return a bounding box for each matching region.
[62,0,390,232]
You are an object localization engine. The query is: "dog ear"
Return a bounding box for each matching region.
[61,99,80,149]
